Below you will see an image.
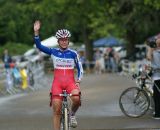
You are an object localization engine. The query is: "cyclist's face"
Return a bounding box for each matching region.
[58,38,69,49]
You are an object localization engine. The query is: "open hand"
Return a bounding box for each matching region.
[34,20,41,35]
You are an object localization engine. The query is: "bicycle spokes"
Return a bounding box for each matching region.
[119,87,150,118]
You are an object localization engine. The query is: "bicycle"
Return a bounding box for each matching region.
[50,90,80,130]
[119,65,155,118]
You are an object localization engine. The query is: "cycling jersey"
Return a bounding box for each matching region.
[34,36,83,99]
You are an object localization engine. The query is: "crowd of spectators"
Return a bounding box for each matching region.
[0,49,44,95]
[78,47,121,74]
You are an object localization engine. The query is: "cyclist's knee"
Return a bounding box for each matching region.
[71,90,81,106]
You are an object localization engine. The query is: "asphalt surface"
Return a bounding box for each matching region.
[0,73,160,130]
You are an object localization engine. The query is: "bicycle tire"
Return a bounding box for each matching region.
[119,87,150,118]
[63,107,69,130]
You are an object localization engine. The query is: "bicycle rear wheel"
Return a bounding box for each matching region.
[119,87,150,118]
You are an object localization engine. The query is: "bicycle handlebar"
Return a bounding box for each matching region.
[53,93,80,97]
[53,90,80,97]
[49,91,81,107]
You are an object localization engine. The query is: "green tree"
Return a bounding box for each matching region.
[1,0,160,60]
[112,0,160,55]
[39,0,120,61]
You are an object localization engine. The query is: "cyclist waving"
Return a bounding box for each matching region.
[34,20,83,130]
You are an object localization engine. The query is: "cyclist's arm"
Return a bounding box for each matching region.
[74,52,83,82]
[33,20,52,55]
[34,36,52,55]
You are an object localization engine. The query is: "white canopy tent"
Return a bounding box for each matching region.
[41,36,58,47]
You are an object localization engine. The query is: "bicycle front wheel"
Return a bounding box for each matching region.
[119,87,150,118]
[63,107,69,130]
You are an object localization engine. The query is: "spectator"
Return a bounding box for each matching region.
[2,49,12,65]
[114,50,120,72]
[2,49,13,93]
[147,38,160,119]
[106,47,117,72]
[79,51,86,71]
[94,49,105,74]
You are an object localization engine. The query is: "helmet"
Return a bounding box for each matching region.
[55,29,71,39]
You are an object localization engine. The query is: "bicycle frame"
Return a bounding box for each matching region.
[60,90,71,130]
[133,68,153,96]
[133,69,155,107]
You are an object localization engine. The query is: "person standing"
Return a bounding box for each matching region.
[147,38,160,119]
[33,20,83,130]
[1,49,14,93]
[2,49,12,68]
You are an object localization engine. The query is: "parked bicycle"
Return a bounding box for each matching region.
[50,90,80,130]
[119,65,155,118]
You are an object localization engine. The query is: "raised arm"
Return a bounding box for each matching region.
[34,20,52,55]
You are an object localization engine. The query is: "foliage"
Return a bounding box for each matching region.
[0,0,160,59]
[110,0,160,55]
[0,42,32,57]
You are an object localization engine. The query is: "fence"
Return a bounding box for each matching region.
[119,59,151,77]
[0,61,45,96]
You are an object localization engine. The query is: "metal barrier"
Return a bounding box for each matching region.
[0,61,45,96]
[120,60,142,76]
[0,68,7,95]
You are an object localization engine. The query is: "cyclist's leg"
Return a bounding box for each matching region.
[69,88,80,128]
[70,89,81,115]
[52,99,62,130]
[51,80,63,130]
[153,80,160,118]
[66,79,81,115]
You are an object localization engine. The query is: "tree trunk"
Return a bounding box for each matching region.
[85,40,93,62]
[82,27,94,62]
[126,27,136,57]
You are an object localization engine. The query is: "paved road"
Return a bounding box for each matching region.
[0,73,160,130]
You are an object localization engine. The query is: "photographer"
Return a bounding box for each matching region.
[147,38,160,119]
